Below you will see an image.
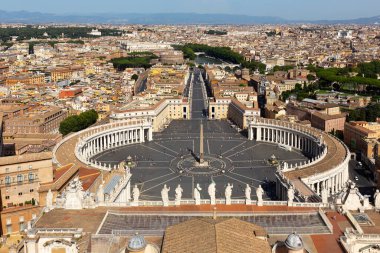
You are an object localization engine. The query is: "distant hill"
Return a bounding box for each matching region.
[0,10,379,25]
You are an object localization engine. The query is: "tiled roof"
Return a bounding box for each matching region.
[162,218,271,253]
[0,151,52,166]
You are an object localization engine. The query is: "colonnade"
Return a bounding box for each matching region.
[79,127,152,159]
[75,122,153,171]
[248,117,350,199]
[308,169,349,195]
[249,126,324,158]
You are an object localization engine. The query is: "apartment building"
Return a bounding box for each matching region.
[0,152,53,235]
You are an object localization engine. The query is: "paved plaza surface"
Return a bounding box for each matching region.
[93,120,308,200]
[93,70,308,200]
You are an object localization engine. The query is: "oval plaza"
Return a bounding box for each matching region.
[53,67,350,206]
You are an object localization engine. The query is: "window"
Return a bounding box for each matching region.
[6,224,12,234]
[5,176,11,185]
[17,174,23,184]
[5,196,9,200]
[19,222,25,231]
[28,173,34,182]
[5,168,9,173]
[18,192,22,196]
[30,189,34,193]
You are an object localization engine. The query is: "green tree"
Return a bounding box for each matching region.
[131,74,139,81]
[59,110,99,135]
[307,74,316,81]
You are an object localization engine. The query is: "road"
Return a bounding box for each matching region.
[191,68,208,119]
[348,160,377,197]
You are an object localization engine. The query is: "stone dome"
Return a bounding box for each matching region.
[285,233,304,250]
[127,233,147,252]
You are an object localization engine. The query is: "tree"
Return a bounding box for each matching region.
[59,109,99,135]
[307,74,316,81]
[131,74,139,81]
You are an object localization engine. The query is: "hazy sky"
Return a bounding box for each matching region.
[2,0,380,20]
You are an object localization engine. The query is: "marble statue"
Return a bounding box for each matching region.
[256,185,264,206]
[374,189,380,210]
[225,183,233,205]
[175,184,183,206]
[208,180,216,205]
[64,177,85,210]
[132,185,140,206]
[283,162,289,171]
[194,183,202,205]
[321,186,328,204]
[245,184,251,205]
[46,189,53,210]
[161,184,170,207]
[287,186,295,206]
[319,134,323,145]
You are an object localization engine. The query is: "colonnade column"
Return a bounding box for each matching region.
[257,127,261,141]
[140,128,144,142]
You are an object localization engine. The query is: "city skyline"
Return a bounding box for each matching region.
[1,0,380,21]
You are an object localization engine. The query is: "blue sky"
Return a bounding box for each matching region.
[2,0,380,20]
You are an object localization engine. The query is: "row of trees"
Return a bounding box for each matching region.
[0,26,121,42]
[174,43,266,73]
[281,83,320,102]
[316,68,380,87]
[204,30,227,35]
[59,110,99,136]
[346,103,380,122]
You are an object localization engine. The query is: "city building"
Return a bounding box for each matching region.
[0,152,53,235]
[344,121,380,162]
[286,100,346,132]
[3,106,67,134]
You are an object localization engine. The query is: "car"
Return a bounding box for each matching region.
[355,176,359,181]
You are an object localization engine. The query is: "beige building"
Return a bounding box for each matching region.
[0,152,53,235]
[286,101,346,132]
[111,97,190,132]
[206,66,260,129]
[344,121,380,160]
[3,106,67,134]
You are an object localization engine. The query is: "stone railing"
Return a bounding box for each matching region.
[98,199,326,208]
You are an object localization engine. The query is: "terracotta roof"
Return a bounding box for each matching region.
[39,163,78,192]
[78,167,101,191]
[162,218,271,253]
[311,111,346,121]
